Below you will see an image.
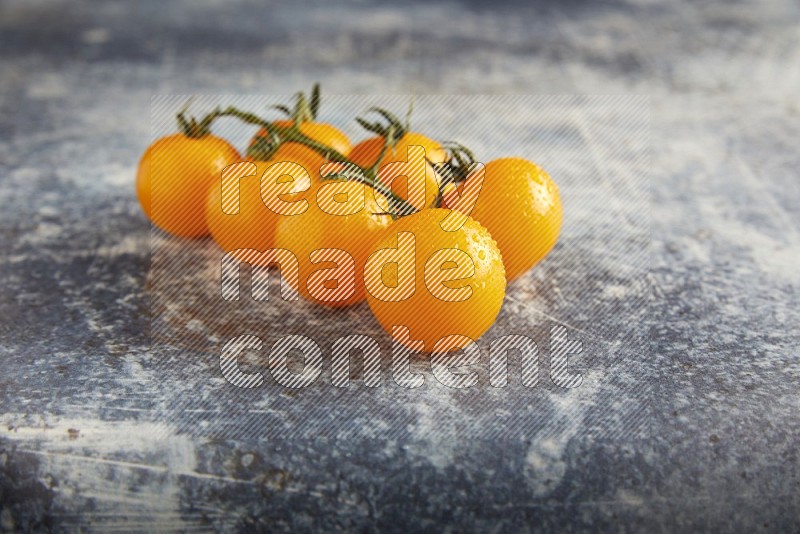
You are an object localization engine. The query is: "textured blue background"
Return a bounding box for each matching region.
[0,0,798,531]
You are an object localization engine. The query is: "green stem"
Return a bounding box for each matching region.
[217,106,416,216]
[216,106,348,160]
[368,128,394,177]
[292,91,315,125]
[176,98,220,139]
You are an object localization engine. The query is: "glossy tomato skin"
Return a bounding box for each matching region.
[137,133,241,238]
[463,158,562,281]
[376,158,441,211]
[349,132,447,168]
[274,119,352,157]
[206,159,318,258]
[250,120,351,165]
[270,143,326,178]
[273,181,392,308]
[348,138,441,210]
[365,208,506,352]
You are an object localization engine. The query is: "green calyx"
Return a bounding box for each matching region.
[431,141,479,210]
[249,83,323,159]
[273,83,321,126]
[434,141,477,185]
[177,107,219,139]
[246,131,281,161]
[212,105,415,217]
[355,107,407,150]
[173,89,456,219]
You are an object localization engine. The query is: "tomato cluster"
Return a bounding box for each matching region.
[136,86,563,351]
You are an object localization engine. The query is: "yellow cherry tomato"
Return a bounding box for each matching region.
[350,133,445,210]
[350,132,447,168]
[461,157,562,281]
[365,208,506,352]
[274,119,351,156]
[375,157,441,211]
[206,159,317,258]
[273,181,393,308]
[270,142,326,177]
[136,133,241,238]
[250,120,350,163]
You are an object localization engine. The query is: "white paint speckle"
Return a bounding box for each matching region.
[525,438,568,496]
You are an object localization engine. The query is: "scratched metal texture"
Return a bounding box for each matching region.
[0,0,798,532]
